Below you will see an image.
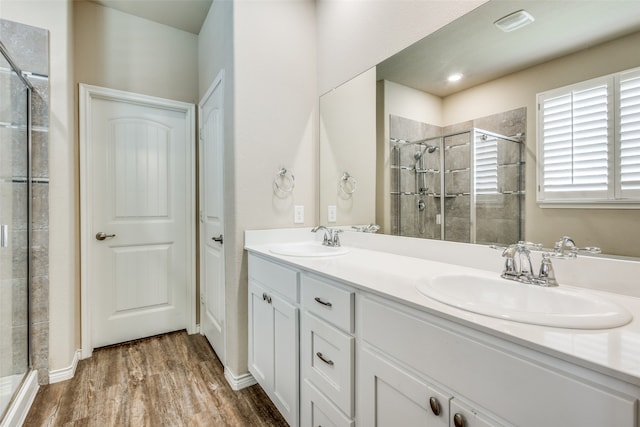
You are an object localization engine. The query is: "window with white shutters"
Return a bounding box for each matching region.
[618,69,640,198]
[537,66,640,206]
[474,134,498,195]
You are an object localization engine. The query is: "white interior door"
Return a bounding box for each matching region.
[199,71,226,363]
[80,85,195,353]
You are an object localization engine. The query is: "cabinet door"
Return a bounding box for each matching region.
[248,280,274,387]
[272,291,299,427]
[358,347,451,427]
[450,399,504,427]
[248,280,299,427]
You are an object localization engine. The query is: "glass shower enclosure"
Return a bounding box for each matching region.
[0,42,32,418]
[391,128,524,245]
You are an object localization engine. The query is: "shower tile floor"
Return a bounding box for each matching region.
[23,331,287,426]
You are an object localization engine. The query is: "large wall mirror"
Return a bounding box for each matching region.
[319,0,640,257]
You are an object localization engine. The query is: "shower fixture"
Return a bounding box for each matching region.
[414,144,437,160]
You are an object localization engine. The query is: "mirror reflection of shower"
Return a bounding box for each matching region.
[389,109,526,246]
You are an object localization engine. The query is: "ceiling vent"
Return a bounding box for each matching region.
[494,10,535,33]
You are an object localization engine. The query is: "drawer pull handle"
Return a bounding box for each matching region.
[314,297,332,307]
[262,292,272,304]
[453,413,465,427]
[429,396,441,416]
[316,352,334,366]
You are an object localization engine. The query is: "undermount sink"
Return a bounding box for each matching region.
[416,274,632,329]
[269,242,350,257]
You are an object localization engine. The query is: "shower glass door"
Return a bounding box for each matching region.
[0,46,31,418]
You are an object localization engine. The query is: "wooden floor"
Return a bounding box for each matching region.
[24,331,287,426]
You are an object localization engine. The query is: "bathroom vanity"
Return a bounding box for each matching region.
[246,229,640,427]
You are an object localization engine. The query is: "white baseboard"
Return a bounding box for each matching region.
[49,349,81,384]
[0,370,38,427]
[224,367,256,391]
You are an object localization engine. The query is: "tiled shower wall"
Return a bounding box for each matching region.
[0,19,50,385]
[390,108,526,246]
[389,115,441,239]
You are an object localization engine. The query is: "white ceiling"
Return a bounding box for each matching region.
[377,1,640,97]
[90,0,213,34]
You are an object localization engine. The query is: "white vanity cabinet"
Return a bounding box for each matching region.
[246,248,640,427]
[358,294,640,427]
[248,254,300,427]
[300,273,356,427]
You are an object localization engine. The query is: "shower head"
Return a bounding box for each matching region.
[414,144,437,159]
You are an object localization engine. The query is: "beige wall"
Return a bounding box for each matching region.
[319,68,376,226]
[220,0,317,377]
[1,0,76,371]
[442,31,640,256]
[74,1,199,104]
[316,0,488,94]
[198,0,235,368]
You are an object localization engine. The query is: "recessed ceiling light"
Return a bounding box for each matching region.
[494,10,535,33]
[448,73,463,82]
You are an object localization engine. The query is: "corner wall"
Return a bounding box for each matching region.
[199,0,318,378]
[229,0,318,377]
[0,0,75,375]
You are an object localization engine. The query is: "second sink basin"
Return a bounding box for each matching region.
[416,274,632,329]
[269,242,350,257]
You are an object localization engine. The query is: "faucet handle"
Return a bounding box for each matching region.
[536,253,558,287]
[332,229,343,246]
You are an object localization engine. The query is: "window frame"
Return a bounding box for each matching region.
[536,66,640,208]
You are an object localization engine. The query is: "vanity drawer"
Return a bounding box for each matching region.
[300,379,354,427]
[301,312,354,417]
[248,254,299,301]
[301,274,354,332]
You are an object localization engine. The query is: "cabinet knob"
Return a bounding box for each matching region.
[453,413,465,427]
[429,396,441,416]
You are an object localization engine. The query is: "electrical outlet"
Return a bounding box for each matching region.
[328,205,337,223]
[294,205,304,223]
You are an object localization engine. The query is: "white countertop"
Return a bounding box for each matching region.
[245,232,640,388]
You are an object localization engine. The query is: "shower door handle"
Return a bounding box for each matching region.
[1,224,8,248]
[95,232,116,241]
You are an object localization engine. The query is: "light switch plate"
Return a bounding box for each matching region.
[294,205,304,223]
[328,205,337,223]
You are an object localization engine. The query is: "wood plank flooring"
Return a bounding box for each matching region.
[24,331,288,426]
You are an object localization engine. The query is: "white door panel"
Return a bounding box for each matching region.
[200,71,226,363]
[81,85,195,352]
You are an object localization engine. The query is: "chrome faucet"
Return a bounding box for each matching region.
[311,226,343,247]
[553,235,601,258]
[499,236,601,287]
[351,224,380,233]
[500,241,559,287]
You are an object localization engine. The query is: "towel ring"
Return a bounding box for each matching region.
[339,172,357,196]
[274,168,295,194]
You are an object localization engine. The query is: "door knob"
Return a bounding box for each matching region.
[95,232,116,241]
[212,234,223,244]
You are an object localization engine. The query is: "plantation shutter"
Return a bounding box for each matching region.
[474,134,498,195]
[538,76,613,201]
[618,69,640,198]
